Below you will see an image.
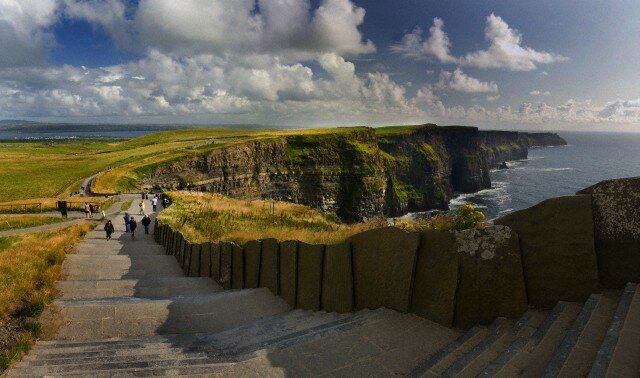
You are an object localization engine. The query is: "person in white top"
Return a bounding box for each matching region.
[152,197,158,212]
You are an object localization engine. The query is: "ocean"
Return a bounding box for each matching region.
[450,131,640,219]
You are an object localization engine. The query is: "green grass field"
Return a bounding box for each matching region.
[0,216,67,232]
[0,126,387,203]
[0,128,266,202]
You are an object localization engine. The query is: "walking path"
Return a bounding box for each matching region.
[7,197,639,376]
[0,196,128,238]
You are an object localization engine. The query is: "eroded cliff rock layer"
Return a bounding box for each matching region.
[146,124,566,222]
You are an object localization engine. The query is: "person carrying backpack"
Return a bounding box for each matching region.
[104,220,115,240]
[128,216,137,240]
[141,215,151,234]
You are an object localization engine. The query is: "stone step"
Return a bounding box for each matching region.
[489,301,582,377]
[7,356,232,377]
[44,288,290,340]
[478,311,549,377]
[454,311,546,378]
[440,317,519,377]
[543,292,619,377]
[62,255,185,280]
[16,309,390,376]
[408,319,514,377]
[589,282,639,377]
[56,277,221,299]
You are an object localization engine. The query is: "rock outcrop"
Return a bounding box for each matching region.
[145,124,566,222]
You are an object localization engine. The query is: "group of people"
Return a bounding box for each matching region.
[82,202,104,219]
[103,193,160,240]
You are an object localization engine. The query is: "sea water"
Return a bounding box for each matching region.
[450,131,640,219]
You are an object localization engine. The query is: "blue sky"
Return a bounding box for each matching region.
[1,0,639,131]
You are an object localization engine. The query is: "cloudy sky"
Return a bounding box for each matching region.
[1,0,639,131]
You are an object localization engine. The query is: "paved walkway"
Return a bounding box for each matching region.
[0,196,129,238]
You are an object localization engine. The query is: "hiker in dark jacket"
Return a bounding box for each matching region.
[123,212,130,232]
[141,215,151,234]
[104,220,115,240]
[128,217,137,240]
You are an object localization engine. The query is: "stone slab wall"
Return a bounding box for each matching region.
[495,195,599,307]
[578,177,640,287]
[154,176,640,329]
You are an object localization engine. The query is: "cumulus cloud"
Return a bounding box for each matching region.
[460,14,568,71]
[438,69,498,93]
[393,14,567,72]
[530,90,551,96]
[0,0,58,67]
[62,0,375,59]
[391,18,456,63]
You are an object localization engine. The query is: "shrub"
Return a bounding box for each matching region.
[396,204,486,232]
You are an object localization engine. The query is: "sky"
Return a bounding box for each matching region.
[1,0,639,131]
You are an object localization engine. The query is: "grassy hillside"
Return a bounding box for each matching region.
[0,126,379,202]
[158,191,386,245]
[0,129,264,201]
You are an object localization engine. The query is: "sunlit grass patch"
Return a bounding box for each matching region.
[158,191,386,245]
[0,215,67,232]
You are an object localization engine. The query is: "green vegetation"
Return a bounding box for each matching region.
[0,223,93,371]
[0,216,67,232]
[396,204,486,232]
[0,196,116,214]
[120,199,133,211]
[158,191,386,245]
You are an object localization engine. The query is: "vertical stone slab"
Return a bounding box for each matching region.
[199,242,212,278]
[219,242,233,290]
[232,243,244,289]
[182,241,192,274]
[411,231,458,327]
[453,226,528,329]
[578,178,640,288]
[322,242,354,313]
[243,240,262,289]
[495,195,598,307]
[260,238,279,295]
[296,242,324,311]
[176,233,184,263]
[349,227,420,313]
[279,240,298,308]
[210,242,221,283]
[188,244,201,277]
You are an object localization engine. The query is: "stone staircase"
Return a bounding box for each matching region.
[6,200,462,377]
[6,199,640,377]
[409,284,640,377]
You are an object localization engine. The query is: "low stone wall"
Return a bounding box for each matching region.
[154,176,640,329]
[154,222,529,329]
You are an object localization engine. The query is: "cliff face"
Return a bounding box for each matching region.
[146,125,566,222]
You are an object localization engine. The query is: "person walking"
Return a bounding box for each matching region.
[89,203,94,218]
[141,215,151,234]
[84,202,91,219]
[139,200,145,215]
[128,216,137,240]
[104,220,115,240]
[123,212,130,233]
[151,197,158,212]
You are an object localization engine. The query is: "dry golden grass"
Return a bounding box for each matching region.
[0,223,93,318]
[158,191,386,245]
[0,197,112,213]
[0,223,93,371]
[0,215,67,232]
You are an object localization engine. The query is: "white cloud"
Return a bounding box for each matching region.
[393,14,567,72]
[0,0,59,67]
[63,0,375,59]
[530,90,551,96]
[391,18,456,63]
[460,14,568,71]
[438,68,498,93]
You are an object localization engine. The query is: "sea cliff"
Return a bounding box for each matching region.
[145,124,566,221]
